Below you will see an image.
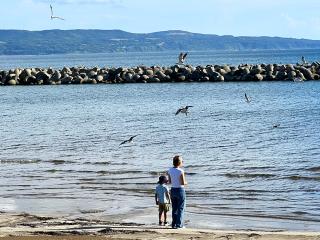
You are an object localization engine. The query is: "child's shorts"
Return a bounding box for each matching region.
[158,203,170,212]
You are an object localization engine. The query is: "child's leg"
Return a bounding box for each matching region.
[159,209,164,225]
[164,210,167,223]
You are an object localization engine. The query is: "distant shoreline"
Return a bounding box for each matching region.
[1,29,320,55]
[1,63,319,86]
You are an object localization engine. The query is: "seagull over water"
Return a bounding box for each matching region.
[301,56,307,65]
[273,123,280,128]
[119,135,138,146]
[177,52,188,65]
[50,5,65,20]
[245,93,251,103]
[176,106,193,116]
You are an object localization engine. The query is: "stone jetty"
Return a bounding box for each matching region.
[1,63,320,86]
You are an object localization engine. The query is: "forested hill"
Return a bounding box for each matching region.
[0,29,320,55]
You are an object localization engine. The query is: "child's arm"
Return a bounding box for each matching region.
[165,190,171,204]
[155,193,159,205]
[167,172,171,184]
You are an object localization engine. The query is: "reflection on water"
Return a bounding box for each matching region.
[0,81,320,231]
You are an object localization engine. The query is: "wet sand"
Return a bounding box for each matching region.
[0,212,319,240]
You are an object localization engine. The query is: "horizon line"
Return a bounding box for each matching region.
[0,28,317,41]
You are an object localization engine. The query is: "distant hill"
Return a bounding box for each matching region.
[1,29,320,55]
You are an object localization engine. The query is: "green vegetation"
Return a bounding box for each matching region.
[1,29,320,55]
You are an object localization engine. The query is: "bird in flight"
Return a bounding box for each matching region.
[50,5,65,20]
[244,93,251,103]
[119,135,138,146]
[176,106,193,116]
[273,123,280,128]
[177,52,188,65]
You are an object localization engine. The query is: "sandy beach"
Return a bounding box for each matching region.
[0,212,319,240]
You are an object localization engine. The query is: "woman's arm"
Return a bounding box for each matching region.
[180,171,187,186]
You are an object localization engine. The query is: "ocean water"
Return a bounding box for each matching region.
[0,49,320,70]
[0,50,320,231]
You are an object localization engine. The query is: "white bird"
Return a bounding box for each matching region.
[50,5,65,20]
[244,93,251,103]
[119,135,138,146]
[175,106,193,116]
[177,52,188,65]
[293,77,304,82]
[301,56,307,65]
[273,123,280,128]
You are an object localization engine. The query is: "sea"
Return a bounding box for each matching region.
[0,49,320,231]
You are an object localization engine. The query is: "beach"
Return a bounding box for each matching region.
[1,51,320,237]
[0,212,319,240]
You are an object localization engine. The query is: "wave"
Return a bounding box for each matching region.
[307,166,320,172]
[84,161,111,165]
[0,159,41,164]
[287,175,320,181]
[47,160,68,165]
[187,209,320,223]
[224,173,276,179]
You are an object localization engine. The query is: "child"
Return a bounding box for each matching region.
[155,175,171,226]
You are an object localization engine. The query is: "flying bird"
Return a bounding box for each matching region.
[119,135,138,146]
[50,5,65,20]
[175,106,193,116]
[177,52,188,65]
[273,123,280,128]
[244,93,251,103]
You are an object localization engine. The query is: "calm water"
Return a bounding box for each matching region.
[1,49,320,69]
[0,50,320,231]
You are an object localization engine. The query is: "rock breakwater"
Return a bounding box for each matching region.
[1,63,320,86]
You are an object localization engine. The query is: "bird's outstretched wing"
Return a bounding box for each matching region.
[186,105,193,109]
[53,16,65,20]
[175,108,182,115]
[178,53,184,63]
[119,140,128,146]
[50,4,53,17]
[129,135,138,141]
[183,53,188,61]
[245,93,251,103]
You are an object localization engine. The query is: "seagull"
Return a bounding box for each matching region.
[273,123,280,128]
[244,93,251,103]
[293,77,304,82]
[175,106,193,116]
[50,5,65,20]
[301,56,307,65]
[177,52,188,65]
[119,135,138,146]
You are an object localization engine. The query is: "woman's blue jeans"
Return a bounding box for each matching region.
[170,187,186,228]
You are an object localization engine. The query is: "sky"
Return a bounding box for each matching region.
[1,0,320,39]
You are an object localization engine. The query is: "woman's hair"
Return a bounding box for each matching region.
[173,155,182,167]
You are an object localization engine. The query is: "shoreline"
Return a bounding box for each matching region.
[0,212,319,240]
[1,62,319,86]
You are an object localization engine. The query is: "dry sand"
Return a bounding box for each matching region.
[0,212,319,240]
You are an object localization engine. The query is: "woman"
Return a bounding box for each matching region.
[167,155,187,229]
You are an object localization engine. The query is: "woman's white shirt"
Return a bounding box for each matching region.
[168,167,184,188]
